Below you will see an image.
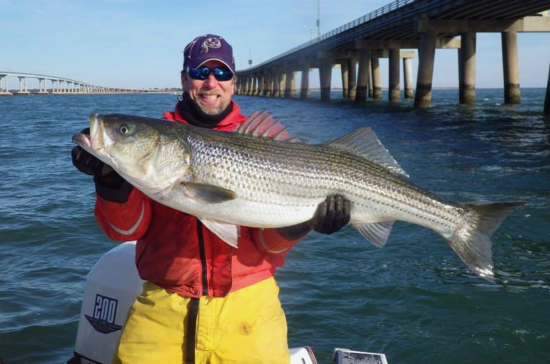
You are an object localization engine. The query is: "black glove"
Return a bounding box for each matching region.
[72,128,119,184]
[309,195,351,234]
[72,128,104,176]
[277,195,351,240]
[72,146,105,176]
[72,128,132,202]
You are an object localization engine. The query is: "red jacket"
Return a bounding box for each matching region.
[94,101,300,298]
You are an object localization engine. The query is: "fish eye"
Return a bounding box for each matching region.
[119,123,133,135]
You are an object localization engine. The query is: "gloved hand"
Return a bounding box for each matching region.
[72,147,104,177]
[71,128,126,192]
[309,195,351,234]
[72,128,104,175]
[277,195,351,240]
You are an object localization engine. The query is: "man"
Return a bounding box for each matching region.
[72,34,350,363]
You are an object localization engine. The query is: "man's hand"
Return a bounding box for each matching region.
[72,128,105,176]
[72,145,108,176]
[309,195,351,234]
[71,128,122,188]
[277,195,351,240]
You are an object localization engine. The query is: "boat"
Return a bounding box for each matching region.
[68,241,387,363]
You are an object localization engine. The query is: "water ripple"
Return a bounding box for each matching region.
[1,91,549,363]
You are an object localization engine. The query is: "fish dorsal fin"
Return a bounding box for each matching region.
[236,110,299,142]
[327,127,408,177]
[352,220,395,248]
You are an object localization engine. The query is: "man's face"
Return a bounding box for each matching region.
[181,60,235,115]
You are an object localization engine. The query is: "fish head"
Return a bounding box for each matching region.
[73,114,191,195]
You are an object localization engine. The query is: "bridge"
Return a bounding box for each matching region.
[235,0,550,112]
[0,71,147,95]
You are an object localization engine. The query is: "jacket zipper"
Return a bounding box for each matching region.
[196,220,208,296]
[185,221,207,364]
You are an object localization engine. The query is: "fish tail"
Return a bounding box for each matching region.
[447,202,524,281]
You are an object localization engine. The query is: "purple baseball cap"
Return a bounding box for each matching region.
[183,34,236,74]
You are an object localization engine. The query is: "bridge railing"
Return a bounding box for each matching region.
[240,0,415,72]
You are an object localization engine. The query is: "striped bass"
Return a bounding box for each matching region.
[72,111,523,281]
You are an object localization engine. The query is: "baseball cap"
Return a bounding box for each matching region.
[183,34,236,74]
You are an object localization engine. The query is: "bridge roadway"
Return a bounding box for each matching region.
[0,71,147,95]
[235,0,550,112]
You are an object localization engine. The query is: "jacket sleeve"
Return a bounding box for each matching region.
[250,228,301,255]
[94,187,153,241]
[92,110,174,241]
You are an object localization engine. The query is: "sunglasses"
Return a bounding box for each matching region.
[187,66,234,81]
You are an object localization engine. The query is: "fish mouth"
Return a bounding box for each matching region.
[71,114,104,153]
[72,114,117,172]
[72,130,92,150]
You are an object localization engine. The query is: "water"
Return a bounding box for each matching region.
[1,89,549,363]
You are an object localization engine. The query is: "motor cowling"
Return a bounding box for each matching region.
[71,241,144,363]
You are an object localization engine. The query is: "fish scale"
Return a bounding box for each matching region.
[73,112,524,281]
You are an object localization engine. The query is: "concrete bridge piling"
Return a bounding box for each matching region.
[545,60,550,115]
[355,48,371,102]
[502,31,521,104]
[235,0,550,113]
[370,56,382,100]
[459,32,476,105]
[414,31,437,109]
[389,48,400,103]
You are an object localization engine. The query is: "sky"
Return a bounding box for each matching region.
[1,0,550,90]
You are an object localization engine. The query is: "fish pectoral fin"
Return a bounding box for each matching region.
[183,182,237,204]
[200,218,239,248]
[352,220,395,248]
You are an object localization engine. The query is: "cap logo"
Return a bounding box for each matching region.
[183,34,235,72]
[200,37,222,54]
